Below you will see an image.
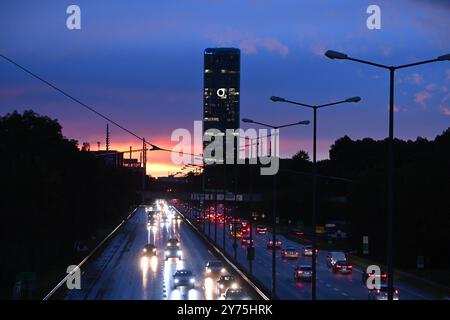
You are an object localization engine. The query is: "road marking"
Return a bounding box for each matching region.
[341,292,348,296]
[334,287,340,291]
[326,283,331,287]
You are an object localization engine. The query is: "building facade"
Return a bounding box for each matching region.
[203,48,240,164]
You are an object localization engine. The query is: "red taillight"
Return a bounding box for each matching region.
[376,289,381,294]
[348,265,353,269]
[336,265,342,268]
[395,290,399,294]
[297,271,303,274]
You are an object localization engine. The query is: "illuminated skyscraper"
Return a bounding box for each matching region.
[203,48,240,164]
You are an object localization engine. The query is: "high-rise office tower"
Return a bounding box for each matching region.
[203,48,240,164]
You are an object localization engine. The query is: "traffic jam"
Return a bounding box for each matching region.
[182,201,397,301]
[142,200,251,300]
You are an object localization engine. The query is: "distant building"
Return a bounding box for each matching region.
[123,158,141,168]
[90,150,123,168]
[203,48,240,164]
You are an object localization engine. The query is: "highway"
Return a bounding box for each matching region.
[181,205,437,300]
[64,203,259,300]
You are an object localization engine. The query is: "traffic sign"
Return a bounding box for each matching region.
[363,236,369,254]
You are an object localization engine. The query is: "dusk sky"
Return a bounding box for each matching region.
[1,0,449,176]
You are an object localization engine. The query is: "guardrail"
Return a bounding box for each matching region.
[172,206,270,300]
[42,206,139,300]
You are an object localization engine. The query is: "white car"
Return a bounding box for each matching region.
[205,261,227,275]
[173,269,195,289]
[165,246,182,260]
[223,287,249,300]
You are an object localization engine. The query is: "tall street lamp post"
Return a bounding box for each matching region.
[270,95,361,300]
[242,118,310,299]
[325,49,450,300]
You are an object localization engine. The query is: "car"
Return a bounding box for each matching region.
[142,244,157,257]
[302,245,318,256]
[147,217,157,226]
[281,247,300,259]
[294,265,313,282]
[362,270,388,285]
[229,230,243,239]
[223,287,250,300]
[173,269,195,289]
[326,251,347,267]
[332,260,353,274]
[288,227,304,237]
[165,245,182,260]
[174,213,182,220]
[167,238,180,247]
[368,284,399,300]
[194,216,204,224]
[205,261,227,275]
[216,275,237,295]
[267,239,282,249]
[241,236,254,247]
[256,225,267,234]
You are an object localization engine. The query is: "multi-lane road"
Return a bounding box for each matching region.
[63,199,437,300]
[181,205,437,300]
[65,204,258,300]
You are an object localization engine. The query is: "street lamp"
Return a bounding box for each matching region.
[242,117,310,299]
[270,95,361,300]
[325,49,449,300]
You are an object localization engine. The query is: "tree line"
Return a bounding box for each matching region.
[0,110,140,298]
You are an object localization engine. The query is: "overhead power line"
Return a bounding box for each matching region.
[0,53,204,159]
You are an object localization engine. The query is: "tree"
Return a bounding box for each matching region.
[292,150,310,163]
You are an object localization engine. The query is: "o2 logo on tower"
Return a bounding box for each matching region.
[216,88,227,99]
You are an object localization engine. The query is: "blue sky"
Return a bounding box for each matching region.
[0,0,449,176]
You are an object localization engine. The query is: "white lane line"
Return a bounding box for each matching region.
[341,292,348,296]
[326,283,332,287]
[333,287,340,291]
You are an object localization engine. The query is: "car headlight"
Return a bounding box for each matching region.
[143,248,147,252]
[165,251,169,255]
[177,250,182,255]
[152,248,156,252]
[221,268,226,273]
[174,279,179,283]
[219,284,224,289]
[231,283,238,289]
[190,278,195,283]
[206,268,211,273]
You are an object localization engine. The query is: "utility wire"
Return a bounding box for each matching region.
[0,53,204,159]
